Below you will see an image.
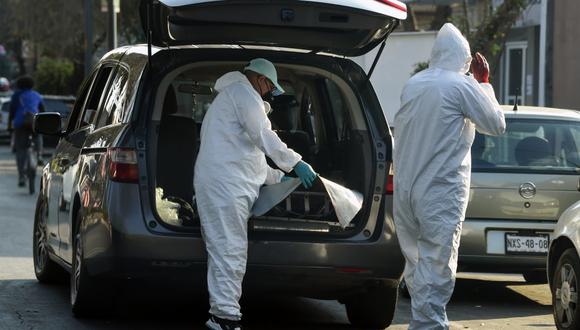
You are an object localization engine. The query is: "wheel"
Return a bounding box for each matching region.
[523,270,548,284]
[552,248,580,330]
[345,283,398,329]
[70,213,114,317]
[33,196,67,283]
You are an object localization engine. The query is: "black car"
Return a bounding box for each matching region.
[32,1,406,327]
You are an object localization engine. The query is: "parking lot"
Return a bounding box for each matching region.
[0,146,556,329]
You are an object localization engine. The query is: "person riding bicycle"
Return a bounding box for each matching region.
[9,76,44,193]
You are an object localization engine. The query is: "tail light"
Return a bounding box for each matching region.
[375,0,407,12]
[386,164,394,195]
[108,148,139,183]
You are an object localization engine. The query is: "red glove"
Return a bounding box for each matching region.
[471,52,490,83]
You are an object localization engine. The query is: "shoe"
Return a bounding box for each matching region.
[205,315,242,330]
[18,177,25,187]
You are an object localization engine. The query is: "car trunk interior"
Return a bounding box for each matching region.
[151,61,374,237]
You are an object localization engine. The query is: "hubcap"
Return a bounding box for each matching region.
[34,202,48,272]
[555,263,578,327]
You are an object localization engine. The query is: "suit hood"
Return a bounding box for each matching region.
[214,71,251,92]
[429,23,472,74]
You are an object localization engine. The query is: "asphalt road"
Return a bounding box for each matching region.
[0,146,556,329]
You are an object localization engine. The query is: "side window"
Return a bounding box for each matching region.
[324,79,348,141]
[77,66,114,130]
[66,70,98,133]
[95,68,128,128]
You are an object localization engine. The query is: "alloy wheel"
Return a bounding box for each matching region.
[33,202,48,272]
[71,232,82,305]
[555,263,578,327]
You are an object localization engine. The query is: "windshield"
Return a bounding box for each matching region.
[472,119,580,173]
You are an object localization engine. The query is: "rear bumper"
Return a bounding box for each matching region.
[458,218,555,272]
[82,184,404,298]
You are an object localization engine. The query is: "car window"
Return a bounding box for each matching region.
[95,68,129,128]
[473,119,580,173]
[66,71,98,133]
[324,78,347,141]
[76,66,114,130]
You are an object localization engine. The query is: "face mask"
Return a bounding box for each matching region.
[262,90,275,103]
[258,77,275,102]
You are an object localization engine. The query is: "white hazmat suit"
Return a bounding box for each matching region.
[393,23,506,329]
[194,71,301,320]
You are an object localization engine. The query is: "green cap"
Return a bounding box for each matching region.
[244,58,285,96]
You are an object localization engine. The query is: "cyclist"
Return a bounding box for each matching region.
[9,76,44,194]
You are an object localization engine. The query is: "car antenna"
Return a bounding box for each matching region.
[513,88,519,112]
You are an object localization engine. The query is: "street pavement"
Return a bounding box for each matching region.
[0,146,556,329]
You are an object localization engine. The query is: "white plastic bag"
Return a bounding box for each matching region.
[252,177,363,228]
[320,177,363,228]
[155,187,181,226]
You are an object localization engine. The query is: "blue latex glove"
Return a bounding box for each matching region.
[281,176,293,182]
[293,161,317,189]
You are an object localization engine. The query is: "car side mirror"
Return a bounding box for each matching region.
[33,112,63,136]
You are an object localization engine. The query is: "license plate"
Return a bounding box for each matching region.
[505,233,549,254]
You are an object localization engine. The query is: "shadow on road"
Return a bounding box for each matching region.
[0,278,353,329]
[397,277,553,325]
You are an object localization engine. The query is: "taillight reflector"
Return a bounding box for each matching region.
[375,0,407,13]
[108,148,139,183]
[386,174,394,195]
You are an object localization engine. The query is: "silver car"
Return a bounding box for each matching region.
[460,105,580,283]
[548,200,580,329]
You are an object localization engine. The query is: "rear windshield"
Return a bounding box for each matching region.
[473,119,580,173]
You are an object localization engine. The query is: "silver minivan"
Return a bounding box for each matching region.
[32,0,407,328]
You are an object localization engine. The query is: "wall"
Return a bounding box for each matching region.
[353,31,437,125]
[551,0,580,110]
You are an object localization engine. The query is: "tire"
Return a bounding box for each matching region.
[523,270,548,284]
[345,283,398,329]
[552,248,580,330]
[33,196,67,283]
[70,213,114,317]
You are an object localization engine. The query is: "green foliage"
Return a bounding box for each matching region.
[412,61,430,75]
[467,0,528,74]
[34,57,74,95]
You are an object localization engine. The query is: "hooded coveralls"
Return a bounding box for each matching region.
[393,23,506,329]
[194,71,301,321]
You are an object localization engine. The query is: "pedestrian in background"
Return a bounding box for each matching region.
[9,76,44,193]
[393,23,506,329]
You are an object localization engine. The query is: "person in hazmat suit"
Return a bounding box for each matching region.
[194,58,317,330]
[393,23,506,329]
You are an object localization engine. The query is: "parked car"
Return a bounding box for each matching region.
[31,0,406,327]
[461,105,580,283]
[548,200,580,330]
[39,95,76,148]
[0,95,12,142]
[0,94,75,146]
